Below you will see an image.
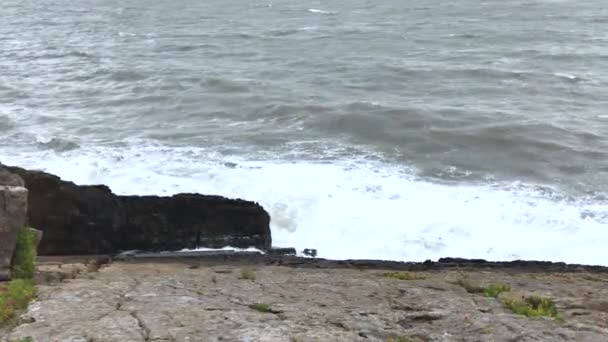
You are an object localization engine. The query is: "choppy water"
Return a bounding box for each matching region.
[1,0,607,264]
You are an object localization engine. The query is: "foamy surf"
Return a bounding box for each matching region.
[2,144,606,266]
[554,72,583,82]
[180,246,265,254]
[307,9,335,14]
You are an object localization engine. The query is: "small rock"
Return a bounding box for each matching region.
[267,247,297,256]
[303,249,317,257]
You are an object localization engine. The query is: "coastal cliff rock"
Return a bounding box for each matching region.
[7,259,608,341]
[0,167,28,280]
[121,194,270,253]
[3,165,271,255]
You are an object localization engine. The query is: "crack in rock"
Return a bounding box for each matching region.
[130,311,151,341]
[165,282,205,296]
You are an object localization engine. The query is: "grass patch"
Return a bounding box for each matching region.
[239,267,256,281]
[11,228,37,279]
[2,227,37,326]
[249,303,274,313]
[384,272,424,281]
[0,279,36,325]
[453,280,511,298]
[484,283,512,298]
[504,295,559,318]
[387,337,422,342]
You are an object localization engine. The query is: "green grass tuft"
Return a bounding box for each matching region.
[0,279,36,325]
[454,280,511,298]
[387,337,419,342]
[384,272,425,281]
[14,338,33,342]
[504,295,559,318]
[249,303,272,313]
[239,267,256,281]
[11,228,37,279]
[483,283,512,298]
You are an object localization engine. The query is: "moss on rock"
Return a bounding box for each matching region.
[11,227,37,280]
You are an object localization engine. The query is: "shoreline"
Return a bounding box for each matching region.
[39,253,608,273]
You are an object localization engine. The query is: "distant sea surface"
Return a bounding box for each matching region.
[1,0,607,264]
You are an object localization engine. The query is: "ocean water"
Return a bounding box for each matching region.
[1,0,607,264]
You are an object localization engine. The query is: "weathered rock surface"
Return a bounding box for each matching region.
[27,227,43,250]
[0,185,28,281]
[6,258,608,341]
[0,166,24,187]
[3,165,271,255]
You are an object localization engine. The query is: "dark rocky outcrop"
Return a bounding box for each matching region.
[120,194,271,253]
[113,253,608,274]
[3,164,271,255]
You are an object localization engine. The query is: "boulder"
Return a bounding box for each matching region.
[4,165,271,255]
[0,165,24,187]
[28,227,44,250]
[0,186,28,280]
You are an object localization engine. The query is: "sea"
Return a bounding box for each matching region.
[1,0,607,264]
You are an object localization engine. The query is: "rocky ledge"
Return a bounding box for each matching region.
[4,257,608,342]
[2,165,271,255]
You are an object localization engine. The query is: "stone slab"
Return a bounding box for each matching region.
[0,186,28,281]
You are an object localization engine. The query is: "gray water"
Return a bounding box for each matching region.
[1,0,607,262]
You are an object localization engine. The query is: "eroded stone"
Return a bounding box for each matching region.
[0,186,28,281]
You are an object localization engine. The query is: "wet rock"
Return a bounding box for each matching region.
[267,247,297,256]
[121,193,270,253]
[4,164,271,255]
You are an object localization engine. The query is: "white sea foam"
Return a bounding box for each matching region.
[180,246,265,254]
[2,145,607,265]
[307,9,334,14]
[554,72,582,81]
[297,26,319,31]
